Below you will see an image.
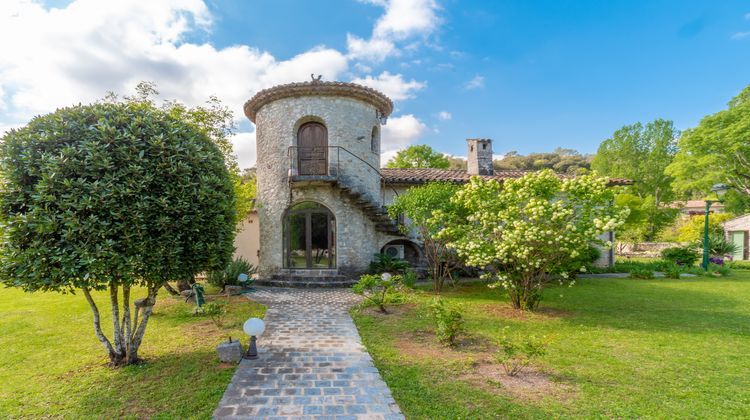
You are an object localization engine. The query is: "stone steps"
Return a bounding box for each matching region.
[334,181,403,236]
[257,273,357,288]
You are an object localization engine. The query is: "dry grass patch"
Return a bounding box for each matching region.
[460,362,576,403]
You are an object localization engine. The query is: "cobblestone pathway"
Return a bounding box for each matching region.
[213,287,404,419]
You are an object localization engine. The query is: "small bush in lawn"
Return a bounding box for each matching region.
[727,260,750,270]
[663,263,681,279]
[494,332,549,377]
[661,246,700,266]
[707,263,731,277]
[428,298,465,346]
[629,267,654,279]
[352,273,401,313]
[201,301,228,327]
[401,269,418,288]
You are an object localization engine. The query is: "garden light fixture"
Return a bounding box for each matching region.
[243,317,266,360]
[702,183,730,271]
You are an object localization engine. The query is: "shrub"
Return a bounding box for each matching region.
[201,301,228,327]
[207,257,256,291]
[629,267,654,279]
[0,101,236,365]
[707,263,731,277]
[560,245,601,278]
[663,263,681,279]
[369,253,409,274]
[401,269,418,288]
[352,273,401,313]
[661,246,699,266]
[494,333,549,377]
[705,235,738,258]
[428,298,465,346]
[727,260,750,270]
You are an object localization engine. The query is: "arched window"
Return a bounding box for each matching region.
[371,126,379,153]
[297,122,327,175]
[283,201,336,269]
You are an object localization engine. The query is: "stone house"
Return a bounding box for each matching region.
[234,80,629,286]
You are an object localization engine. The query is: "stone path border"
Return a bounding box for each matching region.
[213,287,404,419]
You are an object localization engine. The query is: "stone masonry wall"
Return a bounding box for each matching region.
[255,96,383,277]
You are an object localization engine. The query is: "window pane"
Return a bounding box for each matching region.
[310,212,330,268]
[287,213,306,268]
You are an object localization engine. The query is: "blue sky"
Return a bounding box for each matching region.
[1,0,749,168]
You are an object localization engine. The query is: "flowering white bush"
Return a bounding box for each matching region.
[436,169,628,310]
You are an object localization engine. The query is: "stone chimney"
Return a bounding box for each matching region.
[467,138,493,175]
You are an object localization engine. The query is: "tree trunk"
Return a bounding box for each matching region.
[162,282,179,296]
[127,286,159,364]
[82,287,118,362]
[176,279,192,292]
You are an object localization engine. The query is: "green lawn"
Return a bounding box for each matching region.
[352,272,750,418]
[0,286,265,419]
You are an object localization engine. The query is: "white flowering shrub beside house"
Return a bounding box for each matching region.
[437,169,628,310]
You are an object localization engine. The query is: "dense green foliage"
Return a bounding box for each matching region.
[438,170,627,310]
[385,144,450,169]
[206,257,256,291]
[0,101,236,364]
[389,182,465,291]
[354,276,750,417]
[674,213,734,242]
[369,253,409,274]
[667,85,750,196]
[494,148,591,175]
[660,246,700,266]
[592,119,679,241]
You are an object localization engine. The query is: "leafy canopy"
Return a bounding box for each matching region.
[438,170,627,310]
[495,148,592,175]
[0,101,237,293]
[667,85,750,196]
[385,144,450,169]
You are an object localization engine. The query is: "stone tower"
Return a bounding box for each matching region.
[467,138,494,176]
[243,81,397,282]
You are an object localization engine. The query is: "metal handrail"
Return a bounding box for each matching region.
[287,145,399,207]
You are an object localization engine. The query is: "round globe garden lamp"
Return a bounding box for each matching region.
[243,317,266,360]
[702,183,729,271]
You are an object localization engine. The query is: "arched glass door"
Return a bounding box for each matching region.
[283,202,336,268]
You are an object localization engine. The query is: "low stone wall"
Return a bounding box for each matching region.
[616,242,687,257]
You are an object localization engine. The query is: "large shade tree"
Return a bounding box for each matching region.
[438,170,627,310]
[592,119,679,241]
[385,145,450,169]
[0,100,236,365]
[667,85,750,197]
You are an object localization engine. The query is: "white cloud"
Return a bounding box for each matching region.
[731,31,750,40]
[0,0,436,170]
[380,114,427,165]
[464,75,485,90]
[346,34,396,63]
[437,111,451,120]
[230,131,257,170]
[347,0,441,63]
[351,71,425,100]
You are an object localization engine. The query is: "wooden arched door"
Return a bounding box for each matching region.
[297,122,327,175]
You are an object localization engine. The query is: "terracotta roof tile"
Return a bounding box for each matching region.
[244,81,393,123]
[380,168,632,186]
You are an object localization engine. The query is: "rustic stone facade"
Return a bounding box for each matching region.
[251,84,401,279]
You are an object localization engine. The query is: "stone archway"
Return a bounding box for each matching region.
[380,239,422,267]
[283,201,336,269]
